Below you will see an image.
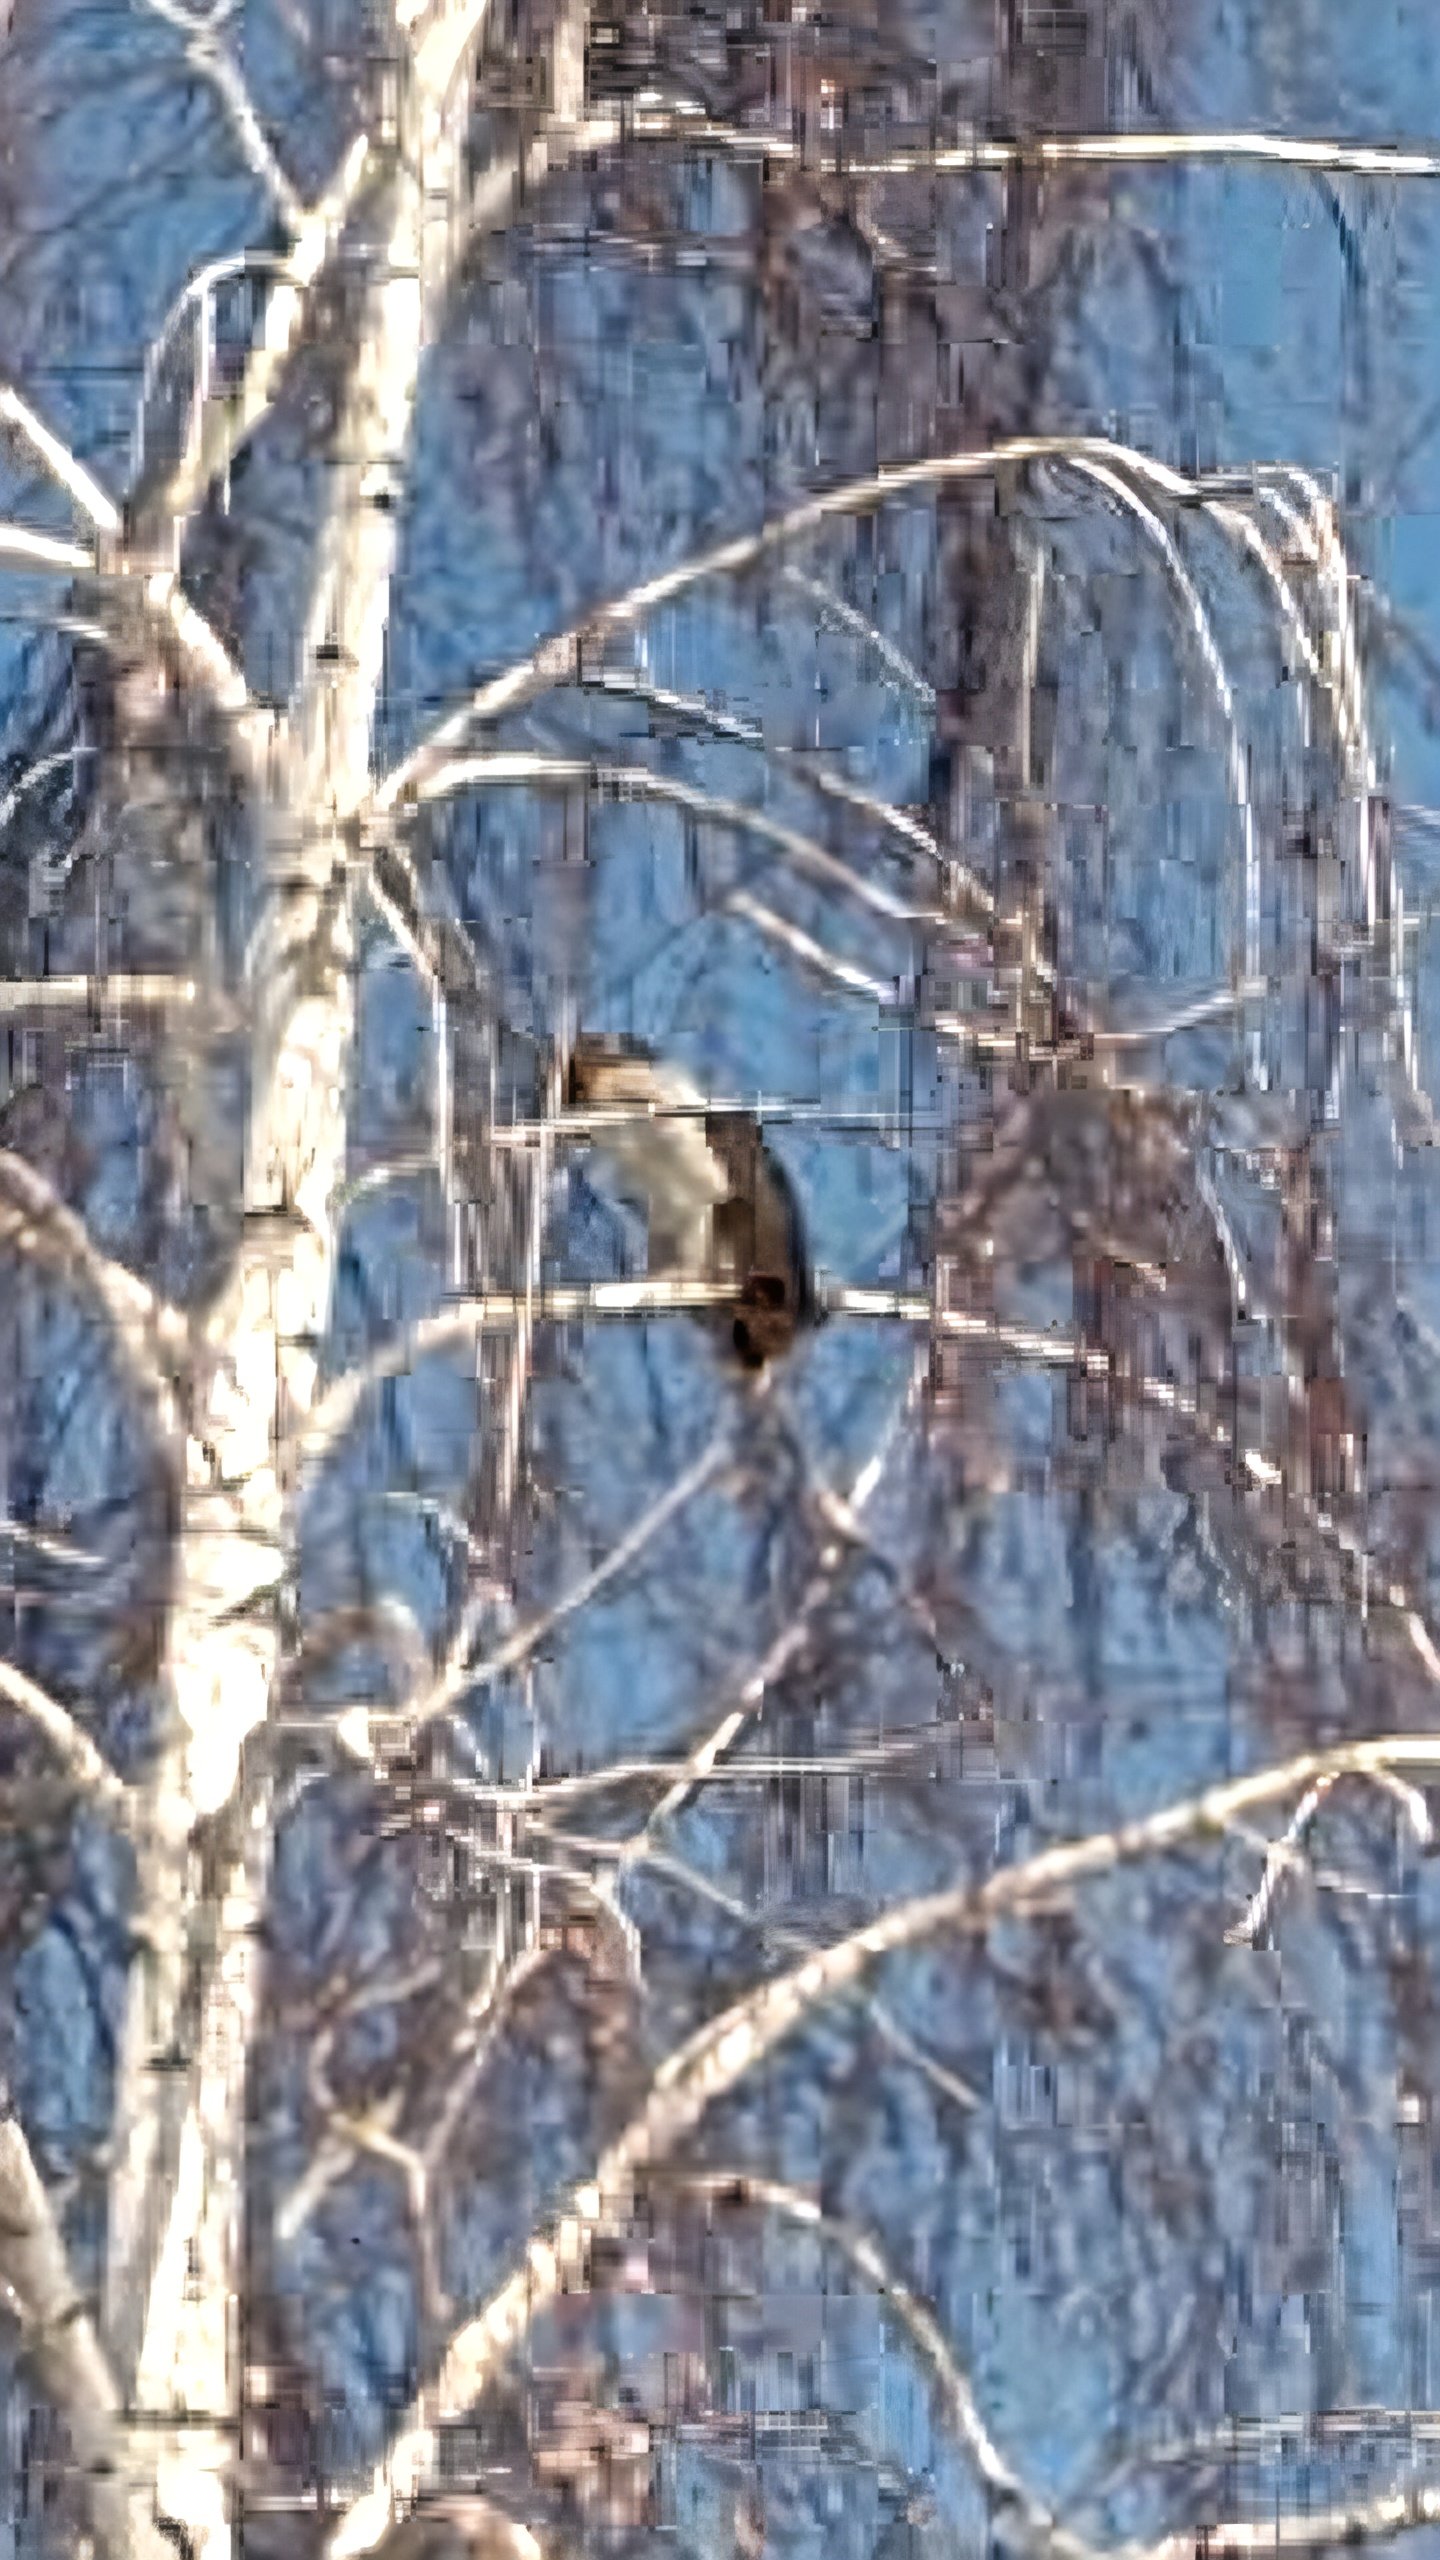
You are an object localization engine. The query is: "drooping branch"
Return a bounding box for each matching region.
[0,1150,189,1449]
[0,1659,133,1816]
[370,438,1242,807]
[329,1725,1440,2554]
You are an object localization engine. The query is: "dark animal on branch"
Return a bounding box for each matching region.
[566,1032,821,1368]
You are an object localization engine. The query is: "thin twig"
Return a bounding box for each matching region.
[408,751,949,928]
[327,1726,1440,2556]
[621,107,1440,183]
[373,435,1247,812]
[336,1427,731,1762]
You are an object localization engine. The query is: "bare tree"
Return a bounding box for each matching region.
[0,1,1439,2558]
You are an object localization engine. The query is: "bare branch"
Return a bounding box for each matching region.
[0,1516,104,1566]
[1224,1762,1432,1945]
[129,567,275,774]
[372,435,1240,811]
[0,972,225,1017]
[673,2170,1089,2560]
[621,104,1440,182]
[304,1278,740,1465]
[162,18,305,226]
[336,1426,732,1763]
[0,383,122,535]
[1064,454,1258,1013]
[723,887,911,1008]
[0,2102,170,2560]
[777,566,937,708]
[134,129,371,556]
[406,751,951,927]
[0,1149,189,1446]
[572,663,971,906]
[0,1658,133,1815]
[673,2176,1440,2560]
[0,523,94,573]
[619,1347,930,1855]
[327,1726,1440,2553]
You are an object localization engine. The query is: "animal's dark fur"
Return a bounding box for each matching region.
[567,1034,819,1367]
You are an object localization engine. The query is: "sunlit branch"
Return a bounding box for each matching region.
[359,859,459,1231]
[336,1425,732,1763]
[724,886,918,1006]
[1063,455,1258,1014]
[0,2105,169,2560]
[0,1658,133,1815]
[328,1726,1440,2555]
[131,247,287,490]
[0,1515,103,1566]
[373,434,1243,812]
[304,1277,738,1464]
[1251,470,1426,1125]
[1093,977,1269,1047]
[421,1724,970,1810]
[0,384,121,536]
[674,2173,1440,2560]
[0,1150,188,1448]
[1225,1763,1430,1946]
[0,973,223,1017]
[621,104,1440,183]
[181,26,305,226]
[137,130,371,554]
[140,571,273,764]
[0,523,94,573]
[405,751,949,929]
[487,1093,951,1149]
[567,664,978,909]
[302,1242,1440,1726]
[778,565,937,707]
[618,1347,931,1855]
[673,2170,1089,2559]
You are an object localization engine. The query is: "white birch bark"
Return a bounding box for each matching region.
[99,7,499,2549]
